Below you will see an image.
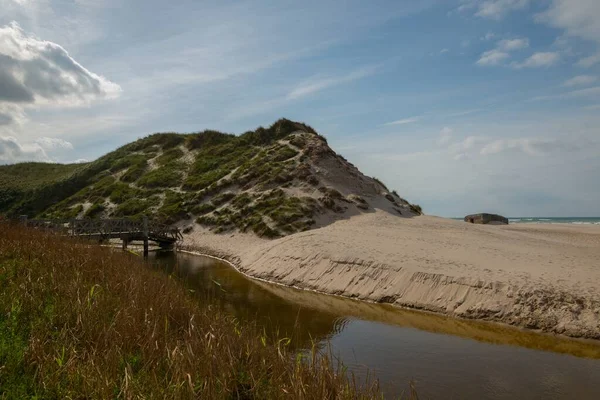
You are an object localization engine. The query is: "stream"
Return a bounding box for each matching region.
[148,251,600,399]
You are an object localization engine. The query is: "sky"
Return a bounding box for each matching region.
[1,0,599,217]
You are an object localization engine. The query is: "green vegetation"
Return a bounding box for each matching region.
[156,148,184,166]
[195,189,316,238]
[84,203,105,219]
[0,226,382,398]
[157,191,189,224]
[114,197,159,218]
[121,160,148,183]
[108,182,140,204]
[410,204,423,215]
[0,162,90,215]
[138,163,184,188]
[0,118,419,235]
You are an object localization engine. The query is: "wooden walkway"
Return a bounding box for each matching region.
[21,216,182,257]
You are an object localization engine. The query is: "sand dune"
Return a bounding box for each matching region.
[184,211,600,339]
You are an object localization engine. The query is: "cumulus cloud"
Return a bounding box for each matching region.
[477,49,510,66]
[536,0,600,44]
[477,37,528,66]
[0,136,49,164]
[497,38,529,51]
[563,75,597,87]
[0,135,75,164]
[511,52,560,68]
[533,1,600,70]
[0,22,121,129]
[577,53,600,68]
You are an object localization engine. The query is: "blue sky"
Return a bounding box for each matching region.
[1,0,599,217]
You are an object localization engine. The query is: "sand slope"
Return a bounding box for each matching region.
[184,212,600,339]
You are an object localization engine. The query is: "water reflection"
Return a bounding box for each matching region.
[148,251,600,400]
[150,251,343,349]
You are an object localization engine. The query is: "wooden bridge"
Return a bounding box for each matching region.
[21,216,182,257]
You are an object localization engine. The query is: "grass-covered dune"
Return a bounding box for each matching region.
[0,224,383,399]
[0,119,421,238]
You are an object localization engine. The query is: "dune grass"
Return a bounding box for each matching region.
[0,225,385,399]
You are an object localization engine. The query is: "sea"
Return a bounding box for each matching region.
[507,217,600,225]
[452,217,600,225]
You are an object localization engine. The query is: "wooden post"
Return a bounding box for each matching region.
[122,236,129,251]
[142,216,149,258]
[19,215,28,227]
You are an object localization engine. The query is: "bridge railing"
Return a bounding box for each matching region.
[22,216,182,242]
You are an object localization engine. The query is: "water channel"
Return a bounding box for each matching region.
[148,251,600,399]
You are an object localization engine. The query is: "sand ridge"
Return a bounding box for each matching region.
[183,211,600,339]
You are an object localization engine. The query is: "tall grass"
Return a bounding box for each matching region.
[0,224,384,399]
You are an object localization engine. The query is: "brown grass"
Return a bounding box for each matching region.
[0,224,385,399]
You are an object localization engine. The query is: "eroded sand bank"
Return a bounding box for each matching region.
[183,212,600,339]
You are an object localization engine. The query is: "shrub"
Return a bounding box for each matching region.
[84,203,105,219]
[211,192,236,207]
[157,191,189,224]
[109,183,139,204]
[410,204,423,215]
[113,198,158,217]
[109,154,148,173]
[192,202,216,215]
[289,134,307,148]
[156,148,184,166]
[372,177,389,191]
[138,164,184,189]
[121,160,148,183]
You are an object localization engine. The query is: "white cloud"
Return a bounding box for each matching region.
[460,0,531,20]
[382,117,420,126]
[477,49,510,66]
[438,127,453,146]
[35,137,74,150]
[440,48,449,54]
[577,53,600,68]
[497,38,529,51]
[477,37,529,66]
[480,138,561,156]
[287,65,378,100]
[511,52,560,68]
[563,75,597,87]
[0,21,121,130]
[0,136,49,164]
[481,32,496,41]
[536,0,600,44]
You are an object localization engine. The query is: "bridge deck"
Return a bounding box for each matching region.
[22,217,182,251]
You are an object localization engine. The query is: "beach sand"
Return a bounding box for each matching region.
[183,210,600,339]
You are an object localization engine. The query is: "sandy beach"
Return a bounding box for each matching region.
[183,209,600,339]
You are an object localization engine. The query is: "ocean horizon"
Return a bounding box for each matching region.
[452,217,600,225]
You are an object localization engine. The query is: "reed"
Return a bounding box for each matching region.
[0,224,385,399]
